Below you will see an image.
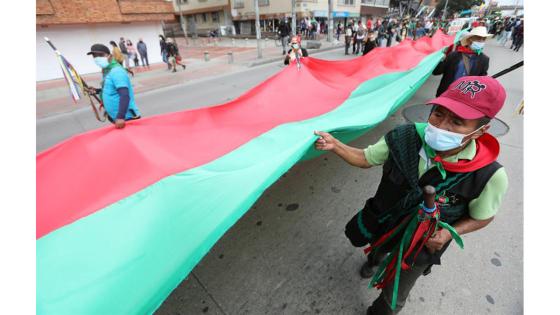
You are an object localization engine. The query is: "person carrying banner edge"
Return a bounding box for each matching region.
[314,76,508,314]
[86,44,141,129]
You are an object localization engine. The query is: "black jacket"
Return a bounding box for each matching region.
[278,22,291,37]
[284,48,308,65]
[362,40,377,55]
[432,50,489,96]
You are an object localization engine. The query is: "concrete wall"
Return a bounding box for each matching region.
[172,0,229,12]
[37,22,164,81]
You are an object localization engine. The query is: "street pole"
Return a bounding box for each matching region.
[327,0,333,42]
[291,0,297,36]
[442,0,449,20]
[255,0,262,59]
[177,0,189,45]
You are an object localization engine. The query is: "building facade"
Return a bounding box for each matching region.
[36,0,175,81]
[231,0,362,35]
[171,0,235,37]
[360,0,389,19]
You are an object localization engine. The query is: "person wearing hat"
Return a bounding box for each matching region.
[314,75,508,314]
[432,26,492,97]
[86,44,141,129]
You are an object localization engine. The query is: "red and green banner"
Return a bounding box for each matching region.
[37,31,455,314]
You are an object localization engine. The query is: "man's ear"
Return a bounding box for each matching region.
[470,124,490,140]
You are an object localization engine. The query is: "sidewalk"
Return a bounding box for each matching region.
[36,37,343,119]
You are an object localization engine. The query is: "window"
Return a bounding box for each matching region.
[338,0,355,5]
[212,12,219,23]
[176,0,188,4]
[233,0,244,9]
[259,0,270,6]
[201,13,207,23]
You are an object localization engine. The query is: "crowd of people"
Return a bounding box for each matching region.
[107,37,150,71]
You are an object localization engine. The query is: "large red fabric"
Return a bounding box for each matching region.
[36,31,454,239]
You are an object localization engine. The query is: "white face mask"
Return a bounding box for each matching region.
[470,41,485,51]
[424,123,485,152]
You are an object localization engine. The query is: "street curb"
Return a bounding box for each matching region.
[247,44,344,67]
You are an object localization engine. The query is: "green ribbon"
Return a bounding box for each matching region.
[368,211,465,311]
[438,221,464,249]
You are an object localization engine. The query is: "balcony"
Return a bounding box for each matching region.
[361,0,390,7]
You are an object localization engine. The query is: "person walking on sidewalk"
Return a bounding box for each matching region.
[314,75,508,315]
[300,18,308,39]
[126,39,138,68]
[159,35,170,70]
[345,23,354,55]
[337,22,343,41]
[137,38,149,68]
[432,26,491,97]
[86,43,141,128]
[354,21,366,55]
[109,41,124,66]
[500,18,513,46]
[279,19,291,55]
[119,37,129,68]
[511,19,524,52]
[166,38,186,73]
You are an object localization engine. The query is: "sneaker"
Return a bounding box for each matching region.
[182,64,186,70]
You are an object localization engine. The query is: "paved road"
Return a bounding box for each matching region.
[38,41,523,315]
[36,49,351,152]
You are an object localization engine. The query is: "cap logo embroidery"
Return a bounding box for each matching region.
[454,80,487,99]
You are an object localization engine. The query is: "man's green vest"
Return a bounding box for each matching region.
[345,124,502,264]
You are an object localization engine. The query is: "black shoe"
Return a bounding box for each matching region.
[172,69,177,73]
[360,260,375,279]
[182,64,186,70]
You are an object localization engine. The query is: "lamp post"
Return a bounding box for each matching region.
[291,0,297,36]
[328,0,333,42]
[177,0,189,45]
[442,0,449,20]
[255,0,262,58]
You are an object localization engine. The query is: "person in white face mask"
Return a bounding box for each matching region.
[432,26,493,97]
[86,44,141,128]
[313,76,508,315]
[284,36,308,66]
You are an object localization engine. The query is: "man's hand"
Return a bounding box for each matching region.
[314,131,337,151]
[115,119,126,129]
[289,51,297,62]
[86,86,100,95]
[425,228,452,254]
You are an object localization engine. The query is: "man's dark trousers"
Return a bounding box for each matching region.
[367,252,430,315]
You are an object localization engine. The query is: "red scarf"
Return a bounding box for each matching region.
[433,133,500,173]
[456,45,476,55]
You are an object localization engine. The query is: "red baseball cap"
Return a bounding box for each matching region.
[427,76,506,119]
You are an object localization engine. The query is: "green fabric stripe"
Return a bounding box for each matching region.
[37,50,446,315]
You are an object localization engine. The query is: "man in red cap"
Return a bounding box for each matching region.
[314,76,508,314]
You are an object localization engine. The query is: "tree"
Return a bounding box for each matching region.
[434,0,485,18]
